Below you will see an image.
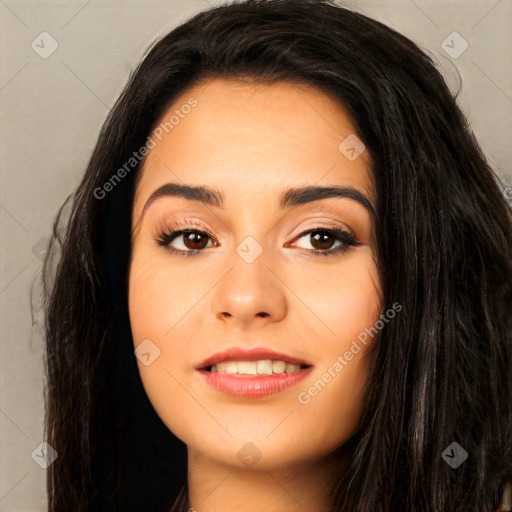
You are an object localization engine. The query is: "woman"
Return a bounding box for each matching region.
[42,0,512,510]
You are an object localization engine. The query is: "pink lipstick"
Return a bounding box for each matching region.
[196,346,313,398]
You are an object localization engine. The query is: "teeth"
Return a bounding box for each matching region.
[285,363,300,373]
[210,360,303,374]
[257,360,273,375]
[273,360,286,373]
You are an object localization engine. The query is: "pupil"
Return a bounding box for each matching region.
[311,231,334,250]
[185,232,208,250]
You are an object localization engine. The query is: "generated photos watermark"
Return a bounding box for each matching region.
[93,97,197,200]
[297,302,402,405]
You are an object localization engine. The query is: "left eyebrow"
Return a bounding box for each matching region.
[280,184,376,218]
[139,182,376,220]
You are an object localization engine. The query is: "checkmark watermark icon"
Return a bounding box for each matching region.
[236,442,263,468]
[31,441,58,469]
[31,32,59,59]
[441,31,468,59]
[441,441,468,469]
[236,236,264,264]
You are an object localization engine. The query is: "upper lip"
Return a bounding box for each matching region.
[196,346,313,370]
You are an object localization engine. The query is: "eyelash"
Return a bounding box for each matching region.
[155,220,361,257]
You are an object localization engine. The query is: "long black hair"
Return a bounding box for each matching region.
[41,0,512,510]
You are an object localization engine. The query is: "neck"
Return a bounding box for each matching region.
[186,447,344,512]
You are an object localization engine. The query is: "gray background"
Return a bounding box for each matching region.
[1,0,511,510]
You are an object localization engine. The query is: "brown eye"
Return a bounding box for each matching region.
[157,226,359,257]
[292,227,360,256]
[174,230,210,251]
[157,228,215,254]
[309,231,337,251]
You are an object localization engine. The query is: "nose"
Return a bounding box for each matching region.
[211,248,287,328]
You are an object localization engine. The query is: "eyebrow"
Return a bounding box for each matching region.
[140,182,376,219]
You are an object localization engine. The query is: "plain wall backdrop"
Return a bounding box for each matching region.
[1,0,511,510]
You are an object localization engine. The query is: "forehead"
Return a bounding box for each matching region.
[133,78,374,214]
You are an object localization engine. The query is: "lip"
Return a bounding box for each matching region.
[196,346,314,398]
[198,367,314,398]
[196,346,313,370]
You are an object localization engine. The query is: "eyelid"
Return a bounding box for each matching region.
[156,217,357,242]
[154,216,218,238]
[290,218,358,240]
[288,225,360,252]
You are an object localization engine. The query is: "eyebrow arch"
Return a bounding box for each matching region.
[140,182,376,219]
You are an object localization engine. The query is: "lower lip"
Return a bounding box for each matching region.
[197,367,314,398]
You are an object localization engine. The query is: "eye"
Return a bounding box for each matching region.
[291,228,361,256]
[156,223,361,257]
[156,227,218,255]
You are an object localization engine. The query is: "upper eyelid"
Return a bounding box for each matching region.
[160,223,355,237]
[158,215,357,236]
[294,223,356,239]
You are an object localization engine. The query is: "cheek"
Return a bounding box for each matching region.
[129,256,161,340]
[288,252,380,436]
[296,354,371,448]
[128,248,201,341]
[297,250,382,345]
[128,249,199,428]
[336,268,381,341]
[128,246,210,392]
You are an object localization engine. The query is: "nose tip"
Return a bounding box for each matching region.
[212,257,287,326]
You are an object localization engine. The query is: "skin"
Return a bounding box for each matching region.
[128,78,383,512]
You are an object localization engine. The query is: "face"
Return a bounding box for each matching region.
[129,78,382,471]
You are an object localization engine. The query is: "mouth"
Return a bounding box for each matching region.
[196,346,314,398]
[196,346,313,373]
[200,361,312,373]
